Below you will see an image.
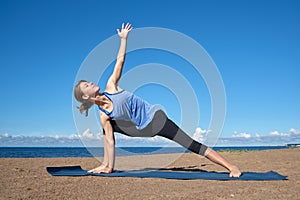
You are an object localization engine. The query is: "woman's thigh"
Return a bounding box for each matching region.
[155,117,208,156]
[110,120,143,137]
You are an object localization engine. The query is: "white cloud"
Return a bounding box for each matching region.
[113,133,172,147]
[1,127,300,147]
[269,131,289,137]
[68,134,80,139]
[216,129,300,146]
[269,131,280,136]
[77,129,103,140]
[232,131,251,139]
[193,127,212,143]
[1,133,10,138]
[81,129,94,139]
[0,132,83,147]
[289,128,300,135]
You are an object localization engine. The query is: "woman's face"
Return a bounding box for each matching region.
[79,81,100,100]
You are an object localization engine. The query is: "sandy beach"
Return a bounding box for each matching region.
[0,148,299,200]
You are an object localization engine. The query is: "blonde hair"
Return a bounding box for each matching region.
[74,80,94,117]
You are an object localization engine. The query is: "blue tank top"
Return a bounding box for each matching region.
[98,90,161,130]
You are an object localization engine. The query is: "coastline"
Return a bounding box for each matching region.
[0,145,290,158]
[0,148,299,199]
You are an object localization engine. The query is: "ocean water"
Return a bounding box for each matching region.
[0,146,289,158]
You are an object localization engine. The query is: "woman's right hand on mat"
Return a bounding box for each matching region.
[229,165,242,178]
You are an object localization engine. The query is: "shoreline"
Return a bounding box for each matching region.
[1,148,299,199]
[0,145,292,158]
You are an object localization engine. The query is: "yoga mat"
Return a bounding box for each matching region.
[46,166,287,180]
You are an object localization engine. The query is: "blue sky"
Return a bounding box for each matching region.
[0,0,299,146]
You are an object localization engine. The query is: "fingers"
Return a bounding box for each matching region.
[125,22,131,30]
[117,22,133,36]
[127,23,133,32]
[229,171,242,178]
[121,22,133,31]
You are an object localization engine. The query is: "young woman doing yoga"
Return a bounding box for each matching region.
[74,23,242,177]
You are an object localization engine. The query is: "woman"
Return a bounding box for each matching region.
[74,23,242,177]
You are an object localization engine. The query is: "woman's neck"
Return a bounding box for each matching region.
[93,93,106,107]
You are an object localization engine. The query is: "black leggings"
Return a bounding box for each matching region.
[107,110,208,156]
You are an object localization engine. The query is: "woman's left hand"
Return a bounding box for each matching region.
[117,22,132,40]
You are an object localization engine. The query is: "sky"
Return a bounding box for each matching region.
[0,0,299,146]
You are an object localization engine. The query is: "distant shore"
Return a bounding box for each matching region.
[0,145,291,158]
[0,148,299,199]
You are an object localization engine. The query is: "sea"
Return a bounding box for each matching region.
[0,146,291,158]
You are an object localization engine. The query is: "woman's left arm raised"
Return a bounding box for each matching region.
[106,23,132,92]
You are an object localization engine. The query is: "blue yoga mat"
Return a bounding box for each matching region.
[46,166,287,180]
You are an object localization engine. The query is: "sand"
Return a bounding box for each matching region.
[0,148,299,200]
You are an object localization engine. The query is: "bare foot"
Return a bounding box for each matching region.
[229,165,242,178]
[88,165,112,174]
[88,164,107,173]
[96,166,113,174]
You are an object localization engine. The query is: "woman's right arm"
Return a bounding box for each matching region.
[99,113,115,172]
[88,113,114,174]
